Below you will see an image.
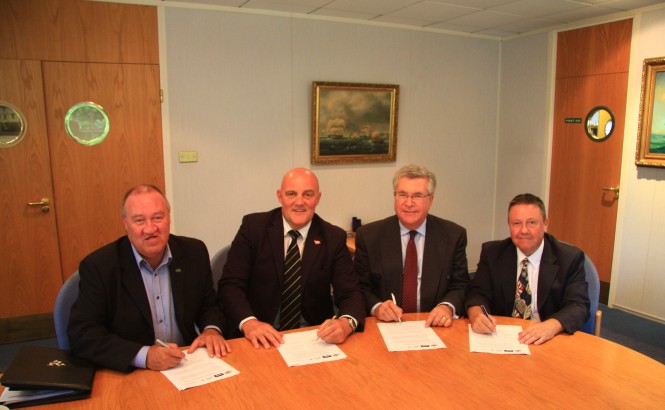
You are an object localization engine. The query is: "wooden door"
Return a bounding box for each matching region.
[0,59,63,318]
[549,20,632,302]
[42,61,165,278]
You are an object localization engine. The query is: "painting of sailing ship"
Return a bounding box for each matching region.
[312,82,399,165]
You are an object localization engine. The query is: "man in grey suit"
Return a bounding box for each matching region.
[355,164,470,327]
[465,193,589,345]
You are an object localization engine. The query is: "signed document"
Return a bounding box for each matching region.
[377,320,446,352]
[160,348,240,391]
[277,330,347,367]
[468,324,531,355]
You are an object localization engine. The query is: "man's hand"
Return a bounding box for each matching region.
[468,306,496,334]
[187,328,231,357]
[241,319,284,349]
[146,342,185,370]
[518,319,563,345]
[317,317,352,344]
[374,299,403,322]
[425,304,453,327]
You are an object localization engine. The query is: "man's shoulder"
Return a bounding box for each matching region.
[241,208,281,226]
[356,215,397,235]
[426,214,466,234]
[481,237,514,254]
[81,236,130,264]
[544,233,584,261]
[312,213,347,238]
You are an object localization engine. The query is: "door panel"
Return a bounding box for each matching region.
[42,61,165,278]
[549,73,627,286]
[0,59,63,317]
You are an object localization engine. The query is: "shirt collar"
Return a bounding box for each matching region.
[398,218,427,237]
[130,242,172,271]
[517,239,544,266]
[282,217,312,241]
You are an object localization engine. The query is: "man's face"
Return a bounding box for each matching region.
[277,169,321,230]
[394,177,433,230]
[508,203,548,256]
[123,190,171,267]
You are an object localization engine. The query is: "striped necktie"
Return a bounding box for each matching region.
[280,230,302,330]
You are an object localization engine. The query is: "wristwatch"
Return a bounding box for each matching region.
[342,316,357,332]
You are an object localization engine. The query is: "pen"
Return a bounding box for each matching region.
[155,338,187,361]
[391,293,402,323]
[480,305,495,334]
[315,315,337,341]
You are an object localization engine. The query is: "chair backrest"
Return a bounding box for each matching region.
[579,254,600,335]
[53,271,80,350]
[211,245,231,292]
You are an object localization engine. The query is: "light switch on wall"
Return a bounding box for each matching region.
[178,151,198,163]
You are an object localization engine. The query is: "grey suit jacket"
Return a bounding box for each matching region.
[465,233,589,333]
[354,214,470,316]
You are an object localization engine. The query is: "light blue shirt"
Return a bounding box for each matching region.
[129,244,184,368]
[397,220,457,318]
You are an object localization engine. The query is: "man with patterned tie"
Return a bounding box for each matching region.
[466,193,590,345]
[355,164,470,327]
[219,168,365,348]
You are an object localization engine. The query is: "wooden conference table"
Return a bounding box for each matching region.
[18,314,665,409]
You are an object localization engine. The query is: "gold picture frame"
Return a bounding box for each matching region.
[636,57,665,167]
[311,81,399,165]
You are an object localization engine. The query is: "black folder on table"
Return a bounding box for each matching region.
[0,346,95,408]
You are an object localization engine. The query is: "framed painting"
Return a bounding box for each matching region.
[311,81,399,165]
[636,57,665,167]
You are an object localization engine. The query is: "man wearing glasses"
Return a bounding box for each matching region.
[355,164,470,327]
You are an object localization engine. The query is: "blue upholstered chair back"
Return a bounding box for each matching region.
[211,245,231,292]
[580,254,600,335]
[54,271,80,350]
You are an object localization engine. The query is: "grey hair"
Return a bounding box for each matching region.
[392,164,437,194]
[121,184,170,217]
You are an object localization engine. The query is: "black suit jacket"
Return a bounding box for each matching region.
[68,235,224,372]
[465,233,589,333]
[219,208,365,338]
[354,214,470,316]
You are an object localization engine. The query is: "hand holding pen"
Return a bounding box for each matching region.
[146,339,187,370]
[480,305,497,334]
[315,315,337,342]
[374,293,403,323]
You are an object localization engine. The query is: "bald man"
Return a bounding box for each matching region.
[219,168,365,348]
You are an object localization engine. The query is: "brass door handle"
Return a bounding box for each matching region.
[601,186,620,199]
[27,197,50,213]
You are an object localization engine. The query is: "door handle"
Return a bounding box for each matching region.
[27,197,50,213]
[601,186,620,199]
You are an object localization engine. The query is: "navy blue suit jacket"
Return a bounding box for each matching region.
[219,208,365,338]
[68,235,223,372]
[465,233,589,333]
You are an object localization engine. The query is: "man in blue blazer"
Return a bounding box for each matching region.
[355,164,470,327]
[466,193,589,344]
[68,185,229,372]
[219,168,365,348]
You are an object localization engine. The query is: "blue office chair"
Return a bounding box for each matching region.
[211,245,231,292]
[53,271,80,349]
[579,255,602,336]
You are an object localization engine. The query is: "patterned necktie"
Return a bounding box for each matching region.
[402,230,418,313]
[280,230,302,330]
[513,258,532,319]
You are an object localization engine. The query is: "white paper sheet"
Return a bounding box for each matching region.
[377,320,446,351]
[277,329,347,367]
[160,348,240,391]
[468,324,531,355]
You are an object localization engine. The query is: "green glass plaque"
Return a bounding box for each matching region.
[64,102,110,146]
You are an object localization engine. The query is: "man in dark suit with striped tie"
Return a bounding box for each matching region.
[219,168,365,348]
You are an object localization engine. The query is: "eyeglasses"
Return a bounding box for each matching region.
[395,192,431,202]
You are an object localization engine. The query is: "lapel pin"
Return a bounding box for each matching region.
[314,240,321,245]
[175,268,182,273]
